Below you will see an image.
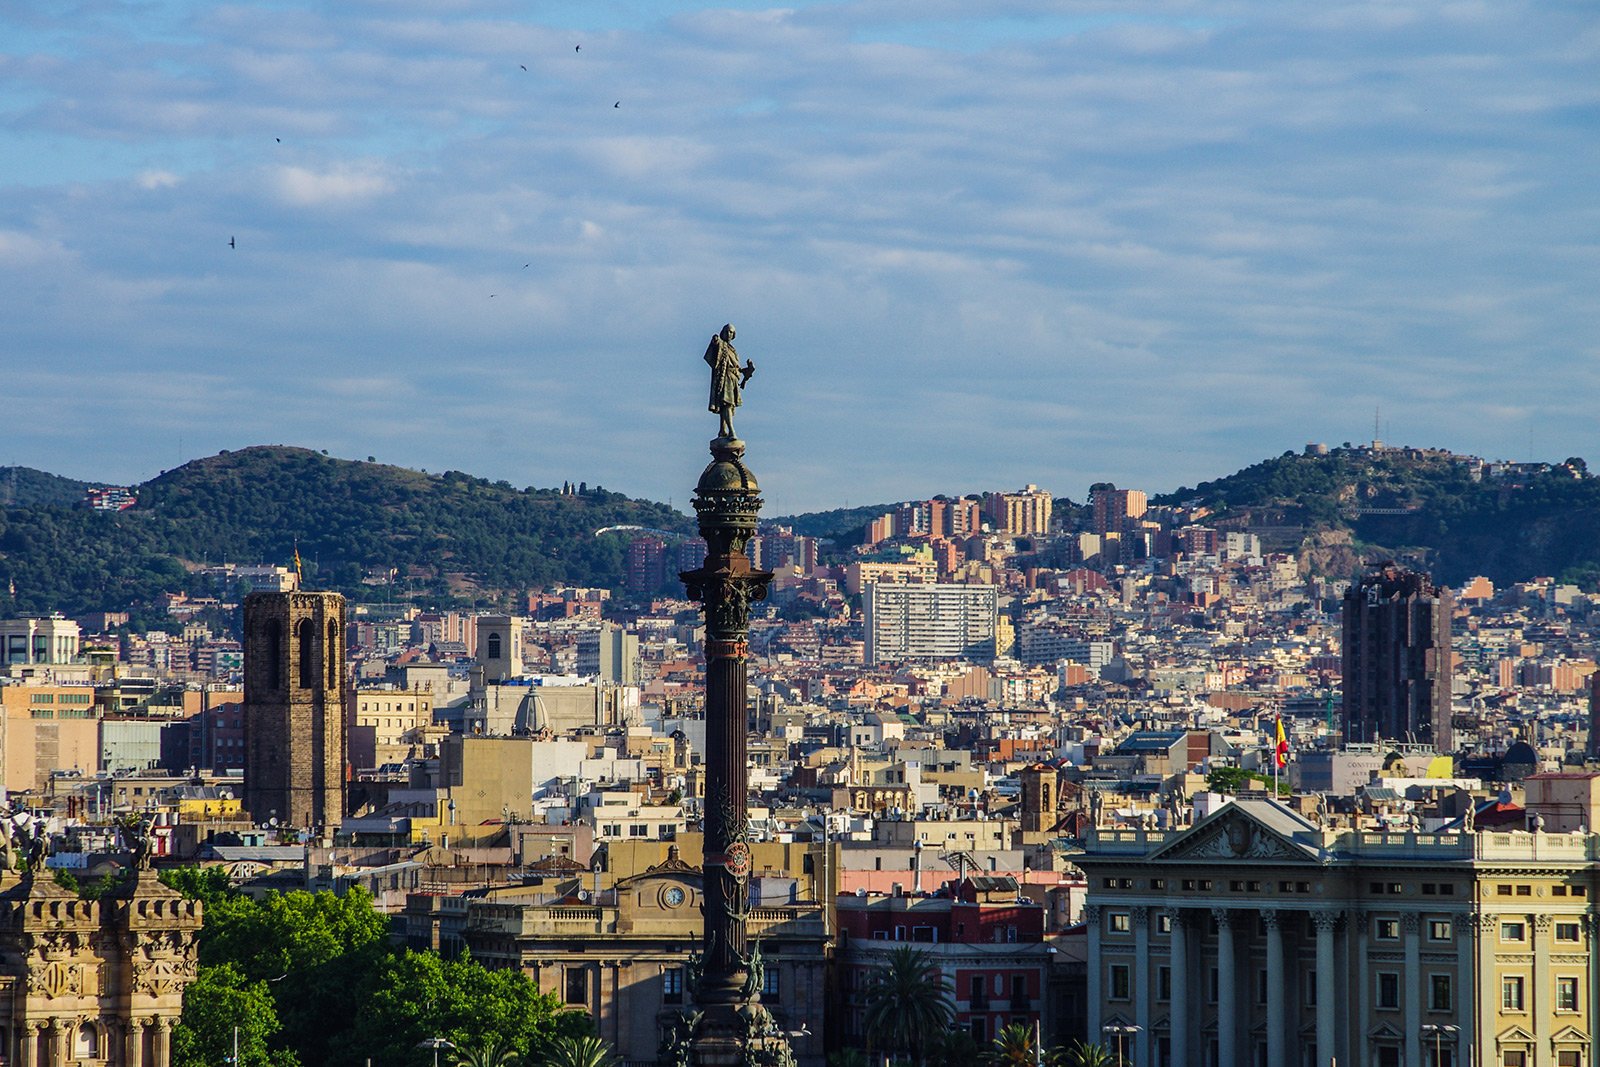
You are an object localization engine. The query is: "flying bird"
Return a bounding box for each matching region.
[275,137,281,143]
[520,64,527,71]
[574,44,580,52]
[614,101,620,108]
[522,263,530,269]
[228,237,235,249]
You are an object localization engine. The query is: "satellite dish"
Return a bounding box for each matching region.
[269,818,279,827]
[577,889,591,902]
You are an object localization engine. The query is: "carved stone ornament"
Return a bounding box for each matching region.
[26,962,82,999]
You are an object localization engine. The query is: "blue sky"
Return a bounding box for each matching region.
[2,1,1597,514]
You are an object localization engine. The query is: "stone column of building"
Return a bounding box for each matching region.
[1132,907,1151,1066]
[151,1018,172,1067]
[1355,913,1371,1060]
[18,1021,39,1067]
[1476,914,1498,1067]
[1083,905,1102,1043]
[1214,909,1236,1067]
[1313,911,1338,1067]
[1588,916,1600,1067]
[1167,909,1188,1067]
[1454,915,1477,1060]
[1263,909,1286,1067]
[682,426,774,1064]
[1532,914,1552,1067]
[1403,914,1422,1067]
[123,1017,144,1067]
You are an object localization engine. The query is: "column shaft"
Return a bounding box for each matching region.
[1085,905,1102,1046]
[1315,913,1336,1067]
[1265,912,1285,1067]
[1404,915,1422,1067]
[1169,910,1188,1067]
[1215,909,1236,1067]
[1134,908,1151,1067]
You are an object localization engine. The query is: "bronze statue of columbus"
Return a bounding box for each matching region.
[704,324,755,440]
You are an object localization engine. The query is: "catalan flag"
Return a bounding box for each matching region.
[293,543,304,585]
[1274,715,1290,770]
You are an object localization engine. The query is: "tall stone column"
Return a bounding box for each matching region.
[1084,904,1102,1043]
[1214,909,1236,1067]
[1476,914,1499,1067]
[681,363,779,1066]
[123,1017,145,1067]
[1167,909,1188,1067]
[1133,907,1151,1066]
[1532,914,1552,1067]
[151,1019,172,1067]
[18,1021,39,1067]
[1313,911,1338,1067]
[1264,910,1285,1067]
[1403,914,1422,1067]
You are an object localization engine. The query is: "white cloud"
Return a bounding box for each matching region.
[273,163,393,206]
[0,0,1594,508]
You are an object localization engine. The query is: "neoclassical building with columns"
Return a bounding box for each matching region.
[1077,798,1595,1067]
[0,869,202,1067]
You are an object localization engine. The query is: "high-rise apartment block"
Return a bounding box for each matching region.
[984,485,1053,536]
[1341,564,1453,748]
[242,590,347,830]
[626,535,669,595]
[577,622,639,685]
[864,582,998,666]
[1091,485,1147,536]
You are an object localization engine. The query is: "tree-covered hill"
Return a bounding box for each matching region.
[0,465,96,507]
[0,446,691,618]
[1158,447,1600,586]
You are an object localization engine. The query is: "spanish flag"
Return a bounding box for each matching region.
[1274,715,1290,770]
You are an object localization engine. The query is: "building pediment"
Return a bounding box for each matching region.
[1496,1026,1536,1045]
[1549,1026,1588,1045]
[1148,800,1321,864]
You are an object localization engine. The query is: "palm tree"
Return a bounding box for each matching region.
[1060,1042,1116,1067]
[987,1024,1038,1067]
[541,1034,616,1067]
[860,945,954,1067]
[450,1039,520,1067]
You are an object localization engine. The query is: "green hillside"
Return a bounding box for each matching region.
[0,466,96,507]
[1159,448,1600,586]
[0,447,690,618]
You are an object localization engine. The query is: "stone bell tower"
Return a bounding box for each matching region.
[242,590,347,831]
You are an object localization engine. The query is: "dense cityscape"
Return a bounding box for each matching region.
[5,428,1600,1067]
[3,2,1593,1066]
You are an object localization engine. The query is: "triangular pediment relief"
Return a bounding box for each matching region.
[1496,1026,1536,1045]
[1149,802,1320,864]
[1367,1022,1403,1039]
[1549,1025,1588,1045]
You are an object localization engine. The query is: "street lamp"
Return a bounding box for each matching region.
[417,1036,454,1067]
[1101,1024,1141,1067]
[1421,1024,1460,1067]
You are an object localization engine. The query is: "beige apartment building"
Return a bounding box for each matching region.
[1077,798,1596,1067]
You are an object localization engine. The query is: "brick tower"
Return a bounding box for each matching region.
[242,590,347,832]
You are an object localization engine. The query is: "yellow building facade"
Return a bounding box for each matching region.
[1077,798,1596,1067]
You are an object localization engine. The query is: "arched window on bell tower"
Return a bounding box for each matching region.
[328,620,340,689]
[265,618,283,691]
[298,618,315,689]
[488,632,502,659]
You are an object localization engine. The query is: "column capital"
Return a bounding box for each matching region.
[1083,904,1103,923]
[1532,914,1553,934]
[1311,910,1341,932]
[1165,906,1192,930]
[1401,913,1421,935]
[1261,908,1283,930]
[1211,907,1234,928]
[1131,905,1150,927]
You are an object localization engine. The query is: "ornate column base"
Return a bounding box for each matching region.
[663,1002,793,1067]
